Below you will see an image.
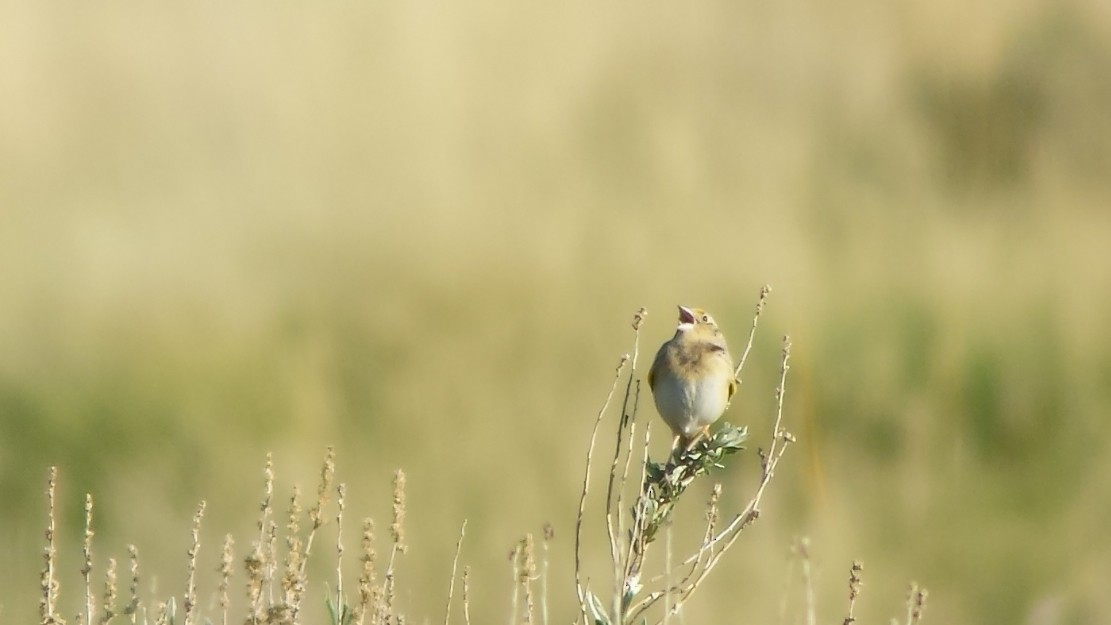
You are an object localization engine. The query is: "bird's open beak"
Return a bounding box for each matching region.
[678,305,696,324]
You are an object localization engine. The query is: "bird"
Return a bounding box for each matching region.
[647,305,737,452]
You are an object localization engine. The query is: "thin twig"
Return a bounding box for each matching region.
[606,308,646,608]
[733,284,771,382]
[82,494,95,625]
[258,453,276,611]
[797,538,816,625]
[292,447,336,622]
[764,335,794,475]
[905,582,928,625]
[619,406,654,589]
[183,500,206,625]
[41,467,60,625]
[509,542,521,625]
[521,534,536,625]
[126,545,139,625]
[443,520,467,625]
[219,535,234,625]
[541,524,553,625]
[652,483,722,596]
[614,380,644,599]
[614,380,642,571]
[574,352,631,621]
[462,566,472,625]
[843,560,863,625]
[99,557,118,625]
[336,483,346,620]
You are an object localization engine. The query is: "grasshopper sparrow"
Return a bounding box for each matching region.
[648,305,736,450]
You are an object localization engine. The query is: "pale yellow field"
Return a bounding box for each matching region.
[2,1,1111,623]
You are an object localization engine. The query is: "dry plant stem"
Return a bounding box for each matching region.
[126,545,139,625]
[612,388,645,612]
[733,284,771,382]
[355,518,378,625]
[389,468,408,570]
[462,566,472,625]
[676,484,721,588]
[613,383,641,580]
[41,467,61,625]
[381,560,397,621]
[615,381,642,536]
[266,518,278,608]
[654,482,722,598]
[631,335,793,622]
[336,483,347,615]
[797,538,816,625]
[614,312,651,618]
[618,420,654,593]
[509,542,521,625]
[253,452,275,614]
[153,601,168,625]
[605,308,646,605]
[219,535,234,625]
[282,487,304,614]
[540,524,554,625]
[183,500,206,625]
[763,336,794,476]
[915,587,929,623]
[521,534,536,625]
[100,557,118,625]
[443,520,467,625]
[258,454,274,557]
[304,447,336,563]
[82,494,95,625]
[843,560,863,625]
[379,468,408,623]
[574,352,631,622]
[673,337,793,604]
[291,448,335,622]
[905,583,928,625]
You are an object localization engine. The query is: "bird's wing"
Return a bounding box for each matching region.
[707,343,737,402]
[647,343,667,391]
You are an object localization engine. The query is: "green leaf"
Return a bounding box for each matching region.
[325,595,340,625]
[324,583,354,625]
[585,590,611,625]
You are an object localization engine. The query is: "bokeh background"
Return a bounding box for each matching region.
[3,0,1111,623]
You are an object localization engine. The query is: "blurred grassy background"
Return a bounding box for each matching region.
[2,0,1111,623]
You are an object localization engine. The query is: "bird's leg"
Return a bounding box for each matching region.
[668,434,682,464]
[681,426,712,453]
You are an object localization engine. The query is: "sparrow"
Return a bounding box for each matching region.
[647,305,736,450]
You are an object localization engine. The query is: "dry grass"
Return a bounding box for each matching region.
[36,449,421,625]
[30,299,931,625]
[2,1,1111,623]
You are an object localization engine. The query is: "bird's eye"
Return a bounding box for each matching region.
[701,314,710,323]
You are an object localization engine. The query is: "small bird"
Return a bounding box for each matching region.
[648,305,737,451]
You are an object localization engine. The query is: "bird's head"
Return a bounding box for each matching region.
[676,305,720,334]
